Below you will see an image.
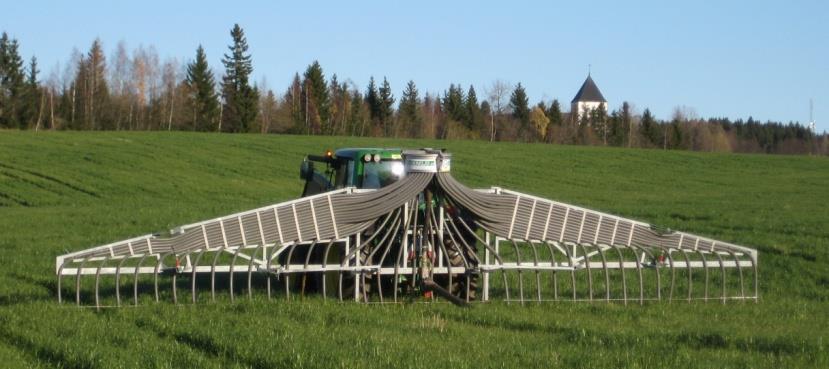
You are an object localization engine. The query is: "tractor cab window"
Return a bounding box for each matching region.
[329,159,356,189]
[346,160,355,187]
[333,160,350,188]
[361,160,405,189]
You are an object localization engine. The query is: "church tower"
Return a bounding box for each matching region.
[571,73,608,122]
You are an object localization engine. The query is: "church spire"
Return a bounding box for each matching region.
[571,73,606,103]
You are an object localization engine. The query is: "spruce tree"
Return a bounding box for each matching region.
[185,45,219,131]
[546,100,562,126]
[22,56,40,129]
[670,120,684,149]
[328,73,340,134]
[465,85,483,132]
[442,84,465,123]
[220,24,258,132]
[378,77,394,136]
[77,39,108,130]
[545,99,563,143]
[607,110,624,146]
[301,60,329,134]
[640,108,660,147]
[26,56,37,91]
[621,101,632,147]
[590,103,608,144]
[509,83,530,138]
[365,76,380,122]
[287,73,303,133]
[399,80,421,137]
[578,105,593,144]
[0,32,25,128]
[350,90,367,136]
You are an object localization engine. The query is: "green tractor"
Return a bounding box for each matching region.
[299,148,406,196]
[297,148,476,302]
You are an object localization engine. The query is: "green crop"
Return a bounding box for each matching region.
[0,131,826,368]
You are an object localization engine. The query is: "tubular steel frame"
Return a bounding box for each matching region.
[57,149,758,309]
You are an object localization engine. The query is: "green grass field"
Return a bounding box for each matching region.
[0,131,827,368]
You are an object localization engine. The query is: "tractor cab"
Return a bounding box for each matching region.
[299,148,405,197]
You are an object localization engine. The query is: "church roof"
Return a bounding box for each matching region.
[571,75,606,103]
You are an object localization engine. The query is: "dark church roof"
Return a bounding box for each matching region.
[571,75,606,103]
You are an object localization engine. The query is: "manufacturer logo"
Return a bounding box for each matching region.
[405,157,437,173]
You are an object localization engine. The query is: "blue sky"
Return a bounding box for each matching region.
[2,0,827,131]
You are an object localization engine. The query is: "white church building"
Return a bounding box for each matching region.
[571,74,608,121]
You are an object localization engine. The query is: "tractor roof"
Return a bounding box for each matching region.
[334,148,402,159]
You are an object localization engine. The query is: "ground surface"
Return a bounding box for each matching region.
[0,131,827,368]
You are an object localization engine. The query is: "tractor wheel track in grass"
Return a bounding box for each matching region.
[0,324,98,369]
[0,191,31,207]
[435,309,817,357]
[0,170,70,198]
[133,316,279,369]
[0,162,99,198]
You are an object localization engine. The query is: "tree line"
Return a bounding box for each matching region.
[1,25,826,156]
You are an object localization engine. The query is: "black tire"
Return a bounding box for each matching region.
[339,237,373,301]
[440,238,479,301]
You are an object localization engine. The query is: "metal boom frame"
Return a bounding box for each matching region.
[57,149,758,308]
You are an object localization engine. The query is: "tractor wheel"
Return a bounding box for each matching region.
[443,238,478,301]
[339,240,373,301]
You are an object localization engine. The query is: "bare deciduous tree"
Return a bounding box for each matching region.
[485,79,511,142]
[65,48,82,126]
[161,58,178,130]
[131,46,148,129]
[110,40,131,130]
